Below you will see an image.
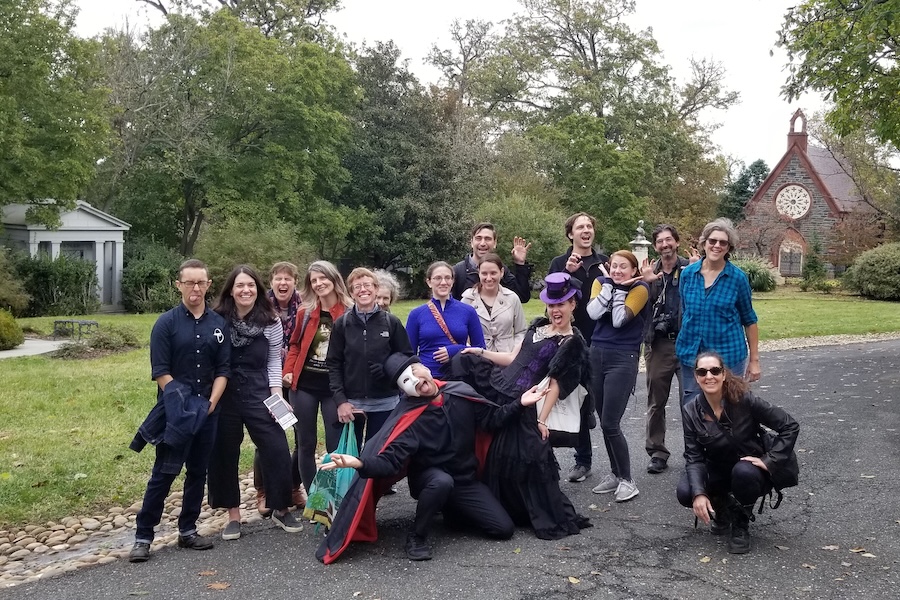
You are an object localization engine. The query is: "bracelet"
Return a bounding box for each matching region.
[537,419,547,427]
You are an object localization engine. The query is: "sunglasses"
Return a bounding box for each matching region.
[694,367,724,377]
[706,238,730,247]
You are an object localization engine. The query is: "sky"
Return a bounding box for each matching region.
[73,0,825,169]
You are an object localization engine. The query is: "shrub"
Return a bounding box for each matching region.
[800,236,827,291]
[843,242,900,301]
[194,219,315,296]
[14,254,100,316]
[0,249,30,316]
[122,239,182,313]
[731,254,778,292]
[0,309,25,350]
[52,325,140,359]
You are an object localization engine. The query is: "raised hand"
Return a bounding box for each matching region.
[640,258,659,283]
[511,236,532,265]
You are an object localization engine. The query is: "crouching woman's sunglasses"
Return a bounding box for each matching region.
[694,367,724,377]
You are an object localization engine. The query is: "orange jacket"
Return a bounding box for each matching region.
[282,302,348,391]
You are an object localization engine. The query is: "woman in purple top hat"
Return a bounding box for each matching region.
[457,272,591,539]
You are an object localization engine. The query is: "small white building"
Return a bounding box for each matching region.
[2,201,131,310]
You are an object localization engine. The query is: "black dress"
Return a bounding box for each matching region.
[483,323,590,540]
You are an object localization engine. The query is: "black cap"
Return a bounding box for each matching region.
[384,353,420,389]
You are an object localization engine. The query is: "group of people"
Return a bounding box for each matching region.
[127,212,798,564]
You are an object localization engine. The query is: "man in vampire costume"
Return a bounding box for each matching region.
[316,353,547,563]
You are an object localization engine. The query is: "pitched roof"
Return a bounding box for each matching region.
[805,145,865,213]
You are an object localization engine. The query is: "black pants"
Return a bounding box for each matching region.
[253,386,302,495]
[676,460,770,508]
[208,398,293,511]
[407,467,514,540]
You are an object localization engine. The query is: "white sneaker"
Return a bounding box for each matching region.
[591,473,618,494]
[615,479,639,502]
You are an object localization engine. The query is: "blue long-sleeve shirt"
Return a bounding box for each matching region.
[406,297,485,376]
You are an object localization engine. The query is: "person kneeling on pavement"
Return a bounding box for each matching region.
[316,353,548,563]
[678,351,799,554]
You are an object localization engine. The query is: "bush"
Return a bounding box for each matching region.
[731,254,778,292]
[14,254,100,316]
[0,309,25,350]
[122,239,182,313]
[843,242,900,300]
[53,325,140,359]
[194,219,315,296]
[0,249,30,316]
[800,236,827,292]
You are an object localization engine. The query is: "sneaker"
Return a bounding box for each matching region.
[272,510,304,533]
[614,479,640,502]
[128,542,150,563]
[221,520,241,540]
[177,533,214,550]
[591,473,618,494]
[567,464,592,483]
[647,457,668,474]
[405,533,433,561]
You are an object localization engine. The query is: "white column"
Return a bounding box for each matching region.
[50,242,61,259]
[114,240,125,306]
[95,241,105,305]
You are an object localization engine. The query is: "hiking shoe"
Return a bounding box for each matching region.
[256,488,272,518]
[591,472,618,494]
[614,479,640,502]
[405,533,433,561]
[567,464,592,483]
[272,510,304,533]
[291,485,308,510]
[177,533,214,550]
[728,504,752,554]
[647,457,668,474]
[128,542,150,563]
[221,520,241,540]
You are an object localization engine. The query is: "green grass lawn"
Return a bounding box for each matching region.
[1,287,897,527]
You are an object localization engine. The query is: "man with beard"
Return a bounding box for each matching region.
[451,222,533,303]
[316,353,546,563]
[548,212,608,483]
[641,225,696,475]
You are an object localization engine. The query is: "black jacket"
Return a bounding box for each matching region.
[643,256,690,345]
[548,247,609,342]
[682,391,799,497]
[326,308,413,406]
[452,255,533,303]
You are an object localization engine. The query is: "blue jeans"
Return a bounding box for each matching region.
[680,357,747,407]
[591,347,640,481]
[135,412,218,543]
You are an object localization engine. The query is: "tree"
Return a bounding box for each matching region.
[0,0,109,224]
[737,198,792,258]
[336,42,469,271]
[719,159,770,222]
[780,0,900,147]
[93,10,356,254]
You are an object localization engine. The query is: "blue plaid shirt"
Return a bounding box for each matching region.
[675,259,758,370]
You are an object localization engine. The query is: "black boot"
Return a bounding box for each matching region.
[405,532,433,561]
[709,495,732,536]
[728,502,754,554]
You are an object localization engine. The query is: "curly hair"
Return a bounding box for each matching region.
[694,351,749,404]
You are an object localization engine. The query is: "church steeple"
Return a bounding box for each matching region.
[788,109,808,153]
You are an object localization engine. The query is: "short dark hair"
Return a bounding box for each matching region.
[178,259,208,280]
[470,222,496,238]
[651,224,680,244]
[564,212,596,239]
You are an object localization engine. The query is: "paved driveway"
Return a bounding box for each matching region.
[5,340,899,599]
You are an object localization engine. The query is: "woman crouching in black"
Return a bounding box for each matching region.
[678,351,799,554]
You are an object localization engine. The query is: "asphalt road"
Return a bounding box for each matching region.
[5,340,899,600]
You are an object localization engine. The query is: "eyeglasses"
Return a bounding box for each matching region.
[694,367,724,377]
[706,238,730,247]
[351,282,375,292]
[430,276,453,282]
[178,280,210,289]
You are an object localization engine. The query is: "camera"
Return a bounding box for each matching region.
[652,311,675,335]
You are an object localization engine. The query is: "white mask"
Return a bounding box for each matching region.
[398,365,422,397]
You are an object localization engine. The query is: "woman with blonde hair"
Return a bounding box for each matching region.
[282,261,353,501]
[461,253,526,353]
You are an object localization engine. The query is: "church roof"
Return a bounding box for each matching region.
[805,145,865,213]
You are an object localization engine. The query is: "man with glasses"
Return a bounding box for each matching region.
[675,218,760,407]
[129,259,230,562]
[451,222,533,303]
[639,225,695,474]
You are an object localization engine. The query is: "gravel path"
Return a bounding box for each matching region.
[2,331,898,589]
